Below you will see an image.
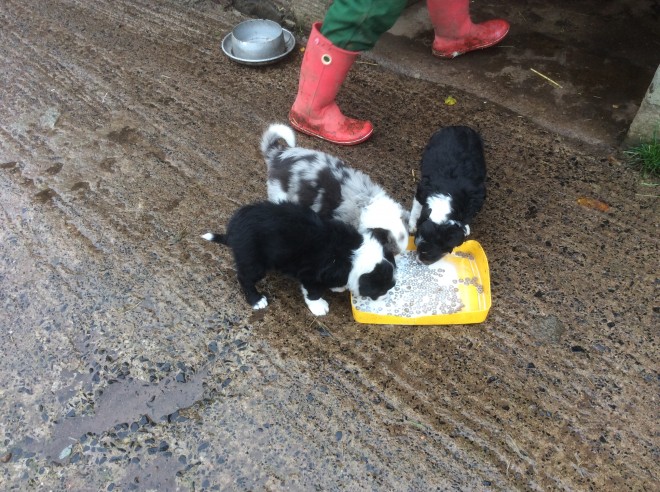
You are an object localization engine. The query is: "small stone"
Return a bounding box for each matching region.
[58,445,72,460]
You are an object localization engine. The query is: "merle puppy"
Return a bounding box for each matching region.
[261,123,409,257]
[202,201,395,316]
[409,126,487,264]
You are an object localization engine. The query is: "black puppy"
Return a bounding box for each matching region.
[408,126,487,264]
[202,201,395,316]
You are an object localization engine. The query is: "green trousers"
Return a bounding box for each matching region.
[321,0,409,51]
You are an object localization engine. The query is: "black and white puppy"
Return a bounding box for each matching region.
[202,201,396,316]
[261,124,409,257]
[409,126,487,264]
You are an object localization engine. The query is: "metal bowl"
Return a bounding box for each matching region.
[230,19,286,61]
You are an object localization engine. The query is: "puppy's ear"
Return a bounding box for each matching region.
[420,205,432,222]
[445,224,467,249]
[369,228,391,246]
[369,228,401,257]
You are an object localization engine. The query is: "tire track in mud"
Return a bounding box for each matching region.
[263,315,538,488]
[261,287,643,490]
[233,345,501,489]
[1,23,115,116]
[316,356,514,486]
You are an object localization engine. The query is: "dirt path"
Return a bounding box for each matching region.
[0,1,657,490]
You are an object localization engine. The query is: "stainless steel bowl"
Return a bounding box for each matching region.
[230,19,286,61]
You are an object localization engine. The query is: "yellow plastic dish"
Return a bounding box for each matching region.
[351,238,491,325]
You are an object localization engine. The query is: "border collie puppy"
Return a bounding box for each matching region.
[260,124,409,257]
[202,201,395,316]
[409,126,487,264]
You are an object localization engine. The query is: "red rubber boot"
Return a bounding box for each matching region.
[289,22,373,146]
[427,0,509,59]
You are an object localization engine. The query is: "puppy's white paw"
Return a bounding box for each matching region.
[305,297,329,316]
[408,199,422,233]
[252,297,268,310]
[330,286,347,293]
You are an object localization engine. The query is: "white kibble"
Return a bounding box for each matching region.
[353,251,483,318]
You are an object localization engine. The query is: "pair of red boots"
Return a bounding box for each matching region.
[289,0,509,145]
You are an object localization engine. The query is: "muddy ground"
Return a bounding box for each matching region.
[0,0,658,491]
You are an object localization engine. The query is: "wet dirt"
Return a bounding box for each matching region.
[0,0,658,491]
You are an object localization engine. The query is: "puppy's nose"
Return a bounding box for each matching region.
[418,254,438,265]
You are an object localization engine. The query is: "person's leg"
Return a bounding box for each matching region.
[289,0,407,145]
[427,0,509,59]
[321,0,407,52]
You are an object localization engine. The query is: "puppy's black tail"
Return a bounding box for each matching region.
[260,123,296,160]
[201,232,227,245]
